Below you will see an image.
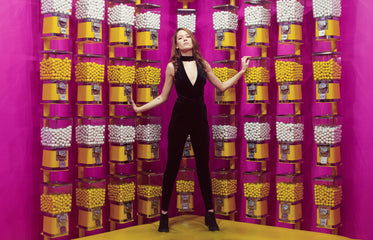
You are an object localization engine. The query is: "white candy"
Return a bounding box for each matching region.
[276,0,304,23]
[213,11,238,31]
[314,125,342,145]
[276,121,304,142]
[244,6,271,26]
[108,125,136,144]
[244,122,271,142]
[76,125,105,146]
[40,126,72,148]
[75,0,105,20]
[135,12,161,30]
[312,0,341,18]
[136,124,162,142]
[108,4,135,25]
[41,0,72,15]
[212,125,237,140]
[177,13,196,33]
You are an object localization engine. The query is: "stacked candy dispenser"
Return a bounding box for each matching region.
[276,115,304,163]
[313,115,342,166]
[75,54,106,104]
[177,9,196,33]
[108,0,136,47]
[76,177,106,230]
[108,173,136,223]
[243,115,271,162]
[108,57,136,104]
[245,57,270,103]
[40,50,72,103]
[212,60,237,104]
[76,117,106,166]
[313,176,342,229]
[212,115,237,159]
[313,52,341,102]
[41,0,72,39]
[176,168,195,212]
[276,173,304,223]
[183,135,194,158]
[108,116,136,164]
[244,0,272,47]
[211,169,237,215]
[135,3,161,49]
[75,0,105,42]
[136,116,162,161]
[137,171,163,217]
[313,0,341,40]
[135,60,161,104]
[275,55,303,102]
[212,4,239,50]
[41,181,72,238]
[243,171,270,218]
[41,117,72,170]
[276,0,304,44]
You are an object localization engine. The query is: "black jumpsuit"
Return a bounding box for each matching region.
[161,55,213,211]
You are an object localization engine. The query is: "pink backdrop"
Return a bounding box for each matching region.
[0,0,372,239]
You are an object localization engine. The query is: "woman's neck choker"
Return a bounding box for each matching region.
[180,55,195,61]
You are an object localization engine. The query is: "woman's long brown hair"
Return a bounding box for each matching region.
[169,28,206,74]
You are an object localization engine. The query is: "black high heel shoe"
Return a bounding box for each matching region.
[205,211,220,231]
[158,213,169,232]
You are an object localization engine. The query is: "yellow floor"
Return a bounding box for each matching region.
[76,215,356,240]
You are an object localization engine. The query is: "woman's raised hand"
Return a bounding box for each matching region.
[241,56,251,73]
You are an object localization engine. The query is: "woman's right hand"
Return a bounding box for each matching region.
[130,98,141,113]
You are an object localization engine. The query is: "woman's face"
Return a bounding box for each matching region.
[176,30,193,52]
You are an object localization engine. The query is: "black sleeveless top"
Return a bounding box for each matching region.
[174,55,207,104]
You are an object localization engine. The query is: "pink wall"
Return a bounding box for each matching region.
[0,0,372,239]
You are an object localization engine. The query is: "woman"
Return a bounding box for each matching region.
[131,28,250,232]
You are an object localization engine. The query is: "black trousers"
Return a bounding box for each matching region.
[161,101,213,211]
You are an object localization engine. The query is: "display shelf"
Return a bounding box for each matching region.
[212,60,238,104]
[313,52,341,103]
[313,115,342,167]
[313,176,342,230]
[177,9,196,33]
[108,0,136,48]
[75,54,106,104]
[75,117,106,167]
[108,57,136,105]
[137,170,163,221]
[212,5,239,50]
[41,117,73,170]
[211,169,237,219]
[243,115,271,162]
[244,1,271,47]
[276,115,304,163]
[40,50,72,104]
[135,3,161,50]
[108,116,136,164]
[135,116,161,162]
[176,168,195,212]
[135,59,161,104]
[276,173,304,225]
[108,173,136,227]
[76,177,106,235]
[243,171,270,219]
[212,115,237,159]
[41,181,72,238]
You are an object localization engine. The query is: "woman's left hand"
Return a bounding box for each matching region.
[240,56,251,73]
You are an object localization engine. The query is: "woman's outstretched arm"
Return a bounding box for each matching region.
[205,56,250,92]
[131,62,175,113]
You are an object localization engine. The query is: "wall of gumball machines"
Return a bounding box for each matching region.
[38,0,348,238]
[2,0,373,240]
